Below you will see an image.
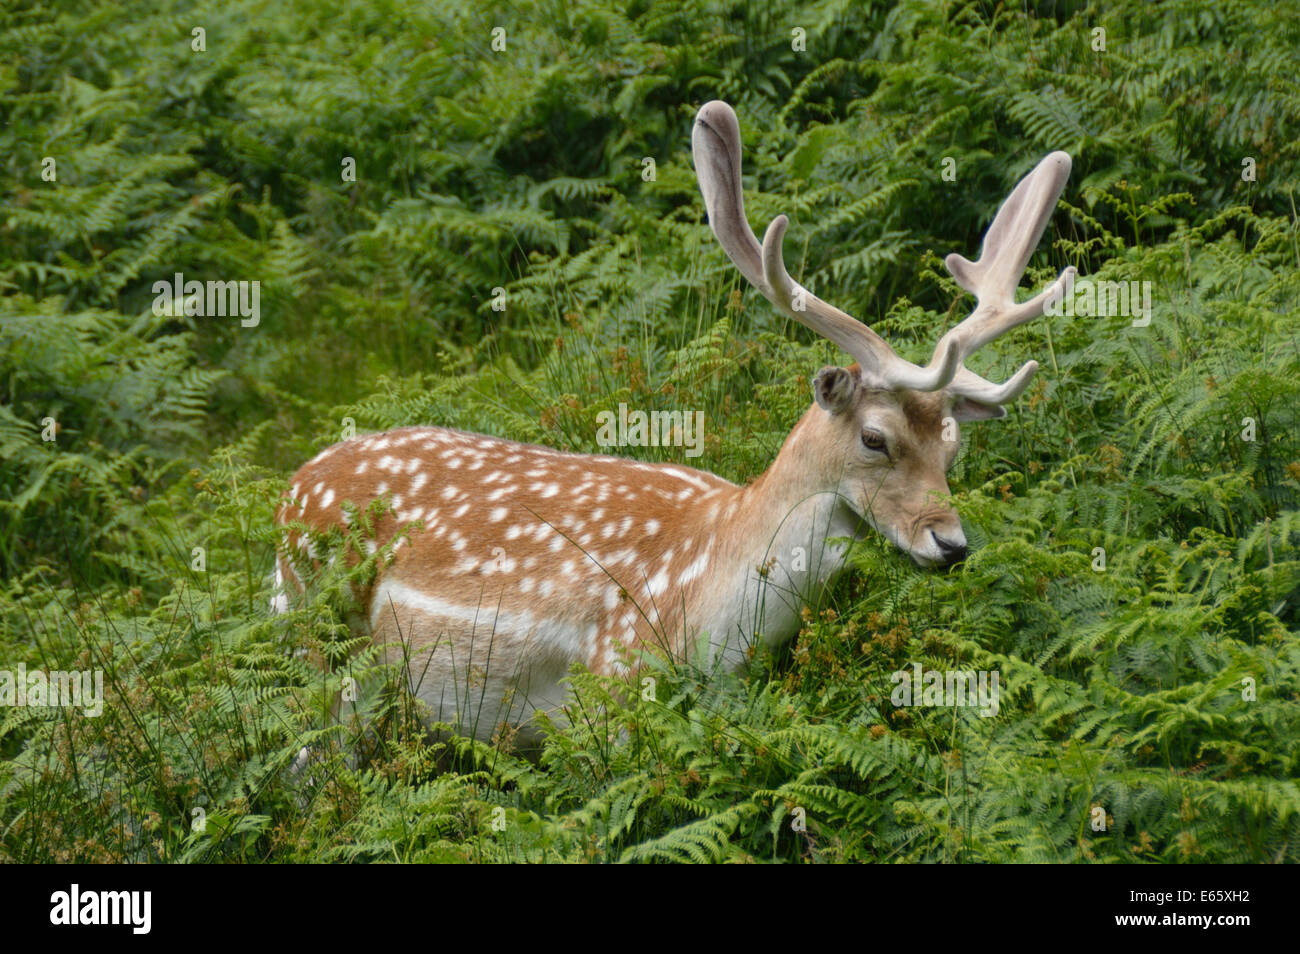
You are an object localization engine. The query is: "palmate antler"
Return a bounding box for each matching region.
[691,100,1076,410]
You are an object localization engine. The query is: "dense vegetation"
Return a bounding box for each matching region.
[2,0,1298,863]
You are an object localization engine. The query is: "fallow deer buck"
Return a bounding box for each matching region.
[274,100,1075,744]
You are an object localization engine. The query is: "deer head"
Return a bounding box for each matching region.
[692,100,1074,567]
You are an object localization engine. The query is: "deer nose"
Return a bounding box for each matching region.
[931,532,968,565]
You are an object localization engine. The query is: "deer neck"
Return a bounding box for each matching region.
[722,407,858,647]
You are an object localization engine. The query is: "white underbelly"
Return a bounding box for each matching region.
[369,577,592,741]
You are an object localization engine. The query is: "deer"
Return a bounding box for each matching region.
[273,100,1075,747]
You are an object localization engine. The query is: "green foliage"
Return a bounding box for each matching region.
[2,0,1297,862]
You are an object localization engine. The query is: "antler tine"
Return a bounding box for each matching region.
[758,214,903,377]
[692,101,897,377]
[938,152,1076,401]
[691,101,768,296]
[946,363,1040,410]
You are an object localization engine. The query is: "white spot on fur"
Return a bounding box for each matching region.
[679,554,710,585]
[270,564,289,614]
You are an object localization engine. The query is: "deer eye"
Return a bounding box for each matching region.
[861,429,888,454]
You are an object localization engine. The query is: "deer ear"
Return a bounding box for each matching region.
[812,366,857,415]
[950,396,1007,422]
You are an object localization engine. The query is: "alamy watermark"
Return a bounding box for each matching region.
[1044,276,1152,327]
[595,403,705,458]
[890,663,1000,717]
[50,884,150,934]
[152,271,260,327]
[0,664,104,717]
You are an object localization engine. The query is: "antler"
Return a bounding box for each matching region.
[691,100,1076,407]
